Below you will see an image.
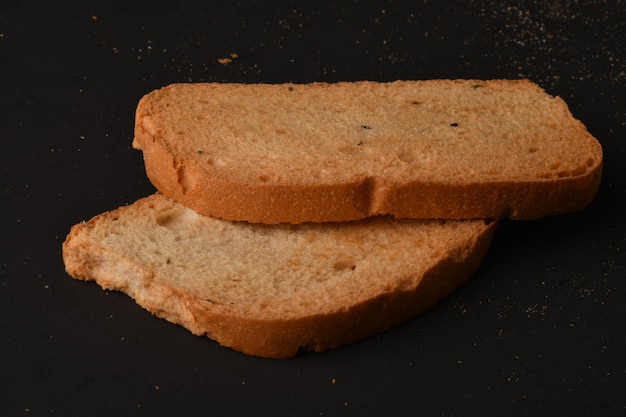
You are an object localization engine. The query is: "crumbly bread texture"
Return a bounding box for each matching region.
[133,79,602,224]
[62,193,497,358]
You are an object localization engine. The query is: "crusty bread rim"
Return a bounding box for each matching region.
[133,123,601,224]
[133,80,603,224]
[62,198,498,358]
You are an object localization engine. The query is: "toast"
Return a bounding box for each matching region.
[133,79,602,224]
[62,193,497,358]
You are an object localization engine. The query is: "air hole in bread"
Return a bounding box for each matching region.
[156,213,173,227]
[528,146,539,153]
[208,157,226,168]
[259,175,270,182]
[156,209,199,232]
[333,260,356,271]
[174,164,190,195]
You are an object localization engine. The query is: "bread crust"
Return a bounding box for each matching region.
[196,226,496,358]
[62,194,498,358]
[133,80,602,224]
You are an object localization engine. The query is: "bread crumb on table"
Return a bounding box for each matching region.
[217,53,239,65]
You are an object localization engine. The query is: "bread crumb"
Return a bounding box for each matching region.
[218,53,239,65]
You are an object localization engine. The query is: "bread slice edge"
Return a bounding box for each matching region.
[62,194,498,358]
[133,79,602,224]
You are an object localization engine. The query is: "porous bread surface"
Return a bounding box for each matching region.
[133,79,603,223]
[63,193,497,358]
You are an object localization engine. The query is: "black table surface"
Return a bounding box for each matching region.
[2,1,625,416]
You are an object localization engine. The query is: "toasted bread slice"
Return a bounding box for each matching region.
[133,79,602,224]
[62,193,497,358]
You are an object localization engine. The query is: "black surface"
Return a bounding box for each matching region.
[2,1,625,416]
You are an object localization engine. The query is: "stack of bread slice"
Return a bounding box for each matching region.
[63,80,602,358]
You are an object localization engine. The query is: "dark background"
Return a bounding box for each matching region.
[2,1,625,416]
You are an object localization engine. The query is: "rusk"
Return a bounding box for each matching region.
[133,79,602,224]
[62,193,498,358]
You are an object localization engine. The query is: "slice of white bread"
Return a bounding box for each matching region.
[62,193,498,358]
[133,79,602,224]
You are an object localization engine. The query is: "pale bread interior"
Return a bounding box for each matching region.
[63,193,497,357]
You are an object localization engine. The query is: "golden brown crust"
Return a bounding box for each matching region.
[193,223,496,358]
[133,80,603,224]
[134,125,602,223]
[62,194,498,358]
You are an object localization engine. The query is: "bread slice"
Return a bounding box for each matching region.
[62,193,498,358]
[133,79,602,224]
